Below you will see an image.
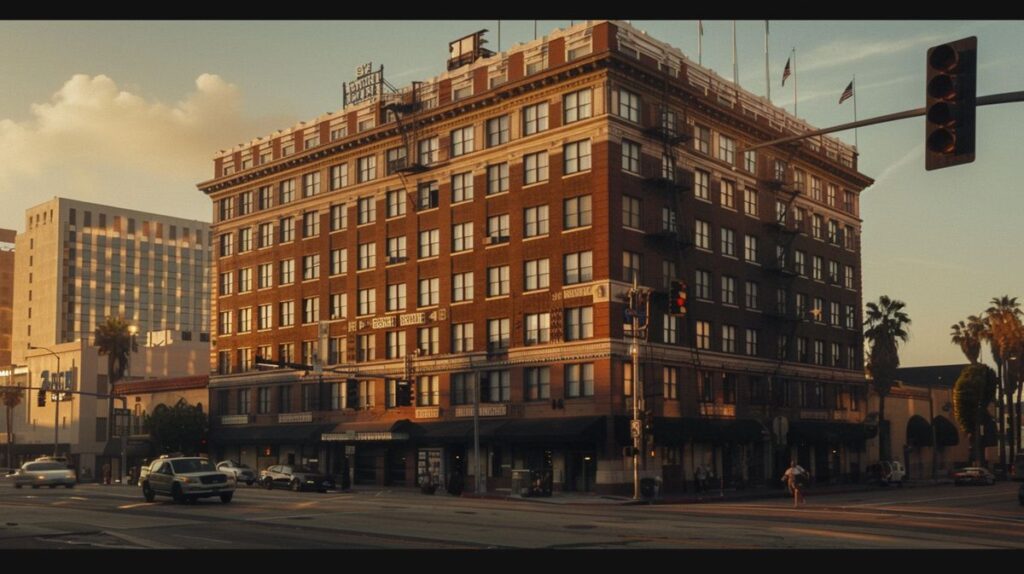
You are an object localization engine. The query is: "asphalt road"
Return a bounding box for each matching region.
[0,480,1020,550]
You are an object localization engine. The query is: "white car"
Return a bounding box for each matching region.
[141,457,235,503]
[12,460,76,489]
[215,460,257,486]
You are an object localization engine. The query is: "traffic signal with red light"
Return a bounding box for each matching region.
[926,37,977,171]
[669,280,687,316]
[37,390,46,408]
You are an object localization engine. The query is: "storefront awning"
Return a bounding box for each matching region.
[932,415,959,447]
[906,415,933,447]
[788,420,876,445]
[494,416,605,442]
[212,423,335,445]
[649,417,767,444]
[321,419,416,442]
[412,419,507,443]
[100,439,152,458]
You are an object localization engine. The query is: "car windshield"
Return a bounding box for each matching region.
[24,462,66,471]
[171,459,215,474]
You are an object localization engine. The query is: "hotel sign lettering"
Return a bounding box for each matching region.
[345,62,382,106]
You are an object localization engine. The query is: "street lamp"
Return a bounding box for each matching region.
[931,377,940,480]
[127,325,138,380]
[28,345,61,457]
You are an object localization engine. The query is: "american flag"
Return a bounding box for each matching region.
[781,57,791,86]
[839,81,854,104]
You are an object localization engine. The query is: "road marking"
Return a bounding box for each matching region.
[118,502,154,509]
[104,530,179,549]
[170,533,233,545]
[774,526,895,543]
[70,497,89,501]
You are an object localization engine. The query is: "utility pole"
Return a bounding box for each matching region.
[931,378,939,480]
[627,276,650,500]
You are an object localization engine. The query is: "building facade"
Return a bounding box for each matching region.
[11,198,211,365]
[199,20,873,494]
[0,228,14,368]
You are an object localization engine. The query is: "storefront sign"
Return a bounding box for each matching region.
[278,412,312,423]
[800,409,829,421]
[345,62,382,106]
[372,316,396,329]
[415,407,440,419]
[321,431,409,442]
[699,403,735,417]
[454,404,507,418]
[220,415,249,425]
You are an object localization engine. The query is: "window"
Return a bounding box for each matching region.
[722,374,737,404]
[417,327,440,355]
[386,190,407,218]
[696,321,711,349]
[720,180,735,209]
[564,251,593,284]
[218,311,232,335]
[524,259,550,291]
[814,340,825,365]
[744,188,758,217]
[331,293,348,320]
[746,329,759,356]
[845,225,857,250]
[524,151,549,184]
[745,235,759,263]
[279,259,294,285]
[565,306,593,341]
[331,163,349,190]
[565,363,594,397]
[358,288,376,316]
[662,260,677,290]
[450,372,473,405]
[302,297,319,324]
[387,283,407,311]
[718,134,735,164]
[258,387,271,414]
[258,263,273,289]
[829,260,840,284]
[694,124,710,154]
[330,248,347,275]
[698,371,715,402]
[452,323,474,353]
[563,195,592,229]
[279,179,295,204]
[744,149,756,173]
[279,217,294,243]
[302,211,320,239]
[621,140,640,174]
[452,272,474,302]
[663,367,678,400]
[357,242,376,271]
[387,236,407,262]
[418,277,439,307]
[722,325,736,353]
[721,227,735,257]
[844,265,855,289]
[811,176,822,202]
[828,220,841,245]
[358,155,377,183]
[830,301,841,326]
[623,363,634,397]
[302,254,320,280]
[486,115,510,147]
[487,265,510,297]
[487,163,509,195]
[812,256,823,281]
[416,375,439,406]
[661,208,677,234]
[279,301,294,327]
[386,146,407,175]
[330,203,348,231]
[218,233,234,257]
[524,205,549,238]
[661,153,674,179]
[522,102,549,135]
[417,137,439,166]
[827,183,837,207]
[622,195,641,229]
[831,342,842,367]
[302,172,320,198]
[694,169,710,201]
[236,308,252,333]
[237,228,252,253]
[795,250,806,276]
[487,318,510,351]
[524,313,551,346]
[451,125,474,157]
[482,370,511,403]
[418,229,440,258]
[616,88,640,122]
[238,268,252,293]
[695,220,710,249]
[259,186,273,210]
[695,269,711,299]
[238,191,252,215]
[356,334,375,362]
[417,181,439,210]
[525,367,551,401]
[846,304,857,330]
[721,276,736,305]
[623,251,641,283]
[452,222,473,253]
[563,140,591,174]
[563,89,592,123]
[238,388,250,414]
[219,271,233,296]
[258,222,273,248]
[663,314,678,344]
[487,214,509,243]
[451,172,474,203]
[745,280,759,309]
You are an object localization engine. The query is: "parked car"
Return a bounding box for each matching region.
[11,460,76,489]
[260,464,335,492]
[1011,452,1024,481]
[1018,482,1024,505]
[953,466,996,486]
[865,461,906,486]
[141,456,235,503]
[216,461,257,486]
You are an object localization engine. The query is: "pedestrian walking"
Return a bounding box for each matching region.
[102,462,111,486]
[781,460,808,508]
[695,464,707,494]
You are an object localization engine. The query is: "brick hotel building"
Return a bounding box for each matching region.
[199,20,874,493]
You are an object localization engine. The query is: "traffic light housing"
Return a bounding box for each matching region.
[345,378,360,409]
[396,379,413,407]
[669,280,687,316]
[925,36,977,171]
[643,409,654,433]
[37,390,46,407]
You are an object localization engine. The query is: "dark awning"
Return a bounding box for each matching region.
[906,415,933,447]
[101,439,152,458]
[412,419,507,443]
[495,416,605,442]
[321,419,416,442]
[788,420,876,445]
[212,423,335,445]
[933,415,959,447]
[651,417,767,444]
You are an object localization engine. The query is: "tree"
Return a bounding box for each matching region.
[950,315,984,364]
[864,295,911,461]
[984,295,1022,467]
[93,316,137,384]
[953,363,997,466]
[2,385,23,468]
[144,399,208,456]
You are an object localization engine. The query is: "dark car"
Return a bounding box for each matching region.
[1018,482,1024,506]
[260,464,334,492]
[953,466,995,486]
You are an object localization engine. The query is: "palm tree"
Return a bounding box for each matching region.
[950,315,984,364]
[2,385,23,468]
[985,296,1022,467]
[864,296,911,461]
[93,316,137,385]
[953,364,998,466]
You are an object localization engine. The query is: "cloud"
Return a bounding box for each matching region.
[799,33,945,74]
[868,143,922,189]
[0,73,292,230]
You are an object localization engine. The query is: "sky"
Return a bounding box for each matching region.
[0,19,1020,368]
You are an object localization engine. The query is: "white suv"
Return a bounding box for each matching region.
[141,457,235,503]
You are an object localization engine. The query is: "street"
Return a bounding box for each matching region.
[0,481,1020,550]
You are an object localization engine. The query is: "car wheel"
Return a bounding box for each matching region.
[263,477,273,490]
[142,482,156,502]
[172,484,185,504]
[246,480,254,486]
[220,492,233,503]
[291,479,301,492]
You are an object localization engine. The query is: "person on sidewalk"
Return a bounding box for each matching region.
[781,460,808,508]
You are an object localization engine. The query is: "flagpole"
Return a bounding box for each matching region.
[698,20,703,66]
[765,21,770,102]
[853,75,859,149]
[534,20,537,41]
[498,20,501,51]
[732,21,738,86]
[793,48,798,117]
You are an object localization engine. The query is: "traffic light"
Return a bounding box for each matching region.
[396,379,413,407]
[37,390,46,407]
[643,409,654,433]
[925,36,977,171]
[669,280,687,316]
[345,378,360,409]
